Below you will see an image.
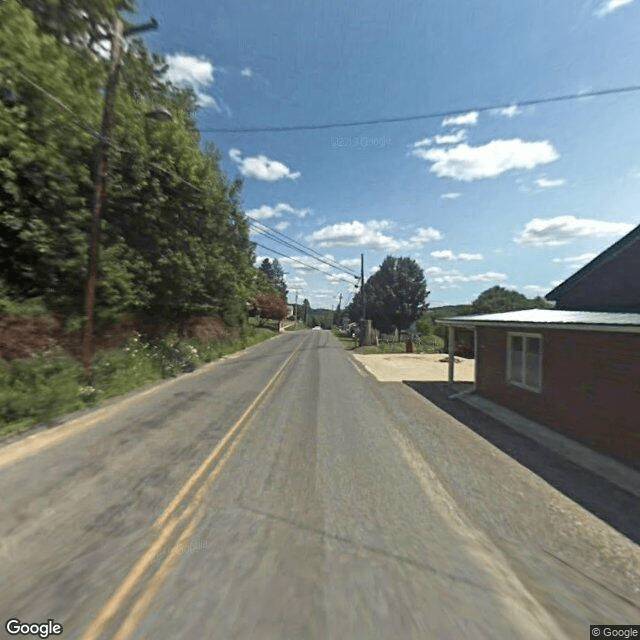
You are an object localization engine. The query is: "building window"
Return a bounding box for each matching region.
[507,333,542,392]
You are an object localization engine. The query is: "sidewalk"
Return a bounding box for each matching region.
[458,392,640,500]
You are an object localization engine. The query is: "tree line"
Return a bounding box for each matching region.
[0,0,257,331]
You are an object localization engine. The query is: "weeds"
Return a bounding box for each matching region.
[0,324,277,437]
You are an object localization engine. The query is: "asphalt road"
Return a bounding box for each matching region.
[1,329,639,639]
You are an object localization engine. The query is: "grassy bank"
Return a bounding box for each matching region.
[0,321,277,439]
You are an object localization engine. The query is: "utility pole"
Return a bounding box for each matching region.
[82,15,158,380]
[360,253,366,320]
[294,290,298,325]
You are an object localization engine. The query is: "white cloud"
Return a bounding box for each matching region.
[278,256,316,272]
[306,220,442,251]
[442,111,479,127]
[427,267,508,286]
[523,285,549,295]
[495,104,522,118]
[430,250,483,261]
[164,53,219,110]
[414,227,444,243]
[550,279,563,287]
[287,275,308,289]
[594,0,634,18]
[326,272,348,284]
[274,221,290,231]
[413,137,432,148]
[441,192,461,199]
[240,67,253,77]
[430,250,456,261]
[552,252,598,268]
[229,149,300,181]
[536,177,566,188]
[515,216,634,246]
[434,130,467,145]
[339,258,362,269]
[413,138,559,182]
[245,202,309,220]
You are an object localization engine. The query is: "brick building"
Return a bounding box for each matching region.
[438,224,640,465]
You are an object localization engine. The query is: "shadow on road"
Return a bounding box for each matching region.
[404,381,640,546]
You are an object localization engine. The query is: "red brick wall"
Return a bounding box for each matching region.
[476,327,640,463]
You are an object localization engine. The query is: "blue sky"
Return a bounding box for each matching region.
[138,0,640,308]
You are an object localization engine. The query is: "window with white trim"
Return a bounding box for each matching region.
[507,333,542,392]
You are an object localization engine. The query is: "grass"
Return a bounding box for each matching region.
[0,323,278,439]
[332,329,444,354]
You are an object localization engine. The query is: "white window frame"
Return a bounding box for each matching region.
[506,332,543,393]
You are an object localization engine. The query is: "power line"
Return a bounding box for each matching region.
[254,243,358,286]
[200,83,640,133]
[6,65,361,280]
[248,219,359,277]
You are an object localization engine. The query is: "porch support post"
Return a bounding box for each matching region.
[448,325,455,383]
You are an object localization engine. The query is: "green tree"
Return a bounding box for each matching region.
[468,286,552,315]
[301,298,311,325]
[258,258,287,300]
[359,256,428,333]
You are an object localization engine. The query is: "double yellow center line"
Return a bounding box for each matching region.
[79,337,306,640]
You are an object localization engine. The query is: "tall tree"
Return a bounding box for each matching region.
[258,258,287,300]
[360,256,428,332]
[301,298,311,325]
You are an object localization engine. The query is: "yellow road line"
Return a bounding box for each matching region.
[77,336,305,640]
[110,427,249,640]
[154,341,302,530]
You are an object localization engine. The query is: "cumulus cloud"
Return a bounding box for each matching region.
[278,256,316,272]
[552,252,598,268]
[442,111,479,127]
[434,130,467,145]
[306,220,442,251]
[441,192,461,199]
[274,221,289,231]
[164,53,219,110]
[413,138,559,182]
[536,177,566,188]
[413,137,432,148]
[430,250,483,261]
[240,67,253,77]
[523,285,549,295]
[514,216,634,246]
[594,0,634,17]
[229,149,300,181]
[426,267,508,286]
[245,202,309,220]
[495,104,522,118]
[339,258,362,269]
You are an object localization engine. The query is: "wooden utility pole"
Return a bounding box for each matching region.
[360,253,366,320]
[82,16,158,380]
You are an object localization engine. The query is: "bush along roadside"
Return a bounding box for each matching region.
[0,325,276,439]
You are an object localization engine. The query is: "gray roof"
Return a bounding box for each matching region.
[437,308,640,329]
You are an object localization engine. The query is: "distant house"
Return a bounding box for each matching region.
[437,224,640,465]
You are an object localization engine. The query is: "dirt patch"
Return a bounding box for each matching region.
[0,314,236,361]
[352,353,475,383]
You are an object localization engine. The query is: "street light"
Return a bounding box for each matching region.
[82,15,161,380]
